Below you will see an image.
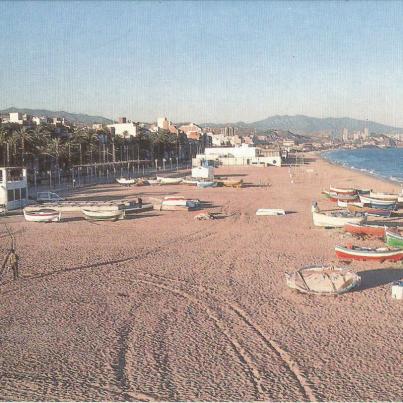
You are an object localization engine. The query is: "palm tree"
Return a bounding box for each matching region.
[13,126,33,166]
[0,126,11,166]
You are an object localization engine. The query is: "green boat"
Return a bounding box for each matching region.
[385,228,403,248]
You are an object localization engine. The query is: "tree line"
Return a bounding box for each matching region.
[0,123,200,175]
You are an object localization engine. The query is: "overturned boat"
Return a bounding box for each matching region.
[82,209,125,221]
[285,266,361,295]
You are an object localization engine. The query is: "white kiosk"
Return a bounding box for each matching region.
[0,167,29,211]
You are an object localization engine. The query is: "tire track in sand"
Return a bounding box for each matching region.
[122,269,316,401]
[126,276,266,400]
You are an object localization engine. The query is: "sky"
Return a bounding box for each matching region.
[1,1,403,126]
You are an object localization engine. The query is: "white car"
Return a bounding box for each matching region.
[36,192,64,203]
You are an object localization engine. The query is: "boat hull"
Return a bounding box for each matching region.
[359,195,397,208]
[312,210,366,228]
[344,223,385,237]
[329,186,357,195]
[347,205,393,217]
[256,209,286,216]
[82,209,125,221]
[23,209,61,222]
[335,246,403,262]
[385,230,403,248]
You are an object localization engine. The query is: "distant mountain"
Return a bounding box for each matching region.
[0,107,113,125]
[201,115,403,136]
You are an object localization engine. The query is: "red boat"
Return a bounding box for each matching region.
[329,193,359,203]
[344,223,385,238]
[335,245,403,262]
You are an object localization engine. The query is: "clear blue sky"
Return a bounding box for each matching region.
[1,1,403,126]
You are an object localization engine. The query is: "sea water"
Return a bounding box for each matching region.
[322,148,403,184]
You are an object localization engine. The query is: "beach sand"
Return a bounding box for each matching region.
[0,155,402,401]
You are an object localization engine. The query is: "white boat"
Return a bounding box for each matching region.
[82,209,125,221]
[337,200,364,208]
[156,177,183,185]
[116,177,136,186]
[162,197,200,209]
[359,195,398,207]
[147,179,161,185]
[369,191,399,201]
[23,208,61,222]
[311,202,366,228]
[256,209,286,216]
[286,266,361,295]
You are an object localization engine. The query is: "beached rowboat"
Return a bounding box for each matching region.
[23,208,61,222]
[385,228,403,248]
[359,195,398,209]
[82,209,125,221]
[286,266,361,295]
[329,186,357,195]
[156,177,183,185]
[116,177,136,186]
[346,204,394,217]
[311,203,366,228]
[369,191,399,201]
[222,179,243,188]
[197,181,217,188]
[344,223,386,238]
[327,192,359,203]
[335,245,403,262]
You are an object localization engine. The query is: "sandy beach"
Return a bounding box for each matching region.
[0,155,402,401]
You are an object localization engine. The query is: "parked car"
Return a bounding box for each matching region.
[36,192,64,203]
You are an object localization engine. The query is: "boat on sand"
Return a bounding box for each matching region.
[222,179,243,188]
[82,209,125,221]
[23,208,61,222]
[344,222,385,238]
[156,177,183,185]
[385,228,403,248]
[335,245,403,262]
[116,177,136,186]
[329,186,357,195]
[256,209,286,216]
[311,202,366,228]
[285,266,361,295]
[346,204,394,217]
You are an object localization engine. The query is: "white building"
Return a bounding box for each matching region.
[9,112,24,124]
[107,122,138,137]
[0,167,28,211]
[194,144,281,167]
[157,117,170,131]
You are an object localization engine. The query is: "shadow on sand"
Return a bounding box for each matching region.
[355,268,403,292]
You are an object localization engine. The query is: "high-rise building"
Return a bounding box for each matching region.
[363,127,369,139]
[224,126,235,137]
[342,128,349,142]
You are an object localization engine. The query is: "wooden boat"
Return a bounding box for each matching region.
[346,204,394,217]
[385,228,403,248]
[182,178,199,186]
[356,188,371,195]
[337,200,363,208]
[197,181,217,188]
[156,177,183,185]
[329,186,357,195]
[82,209,125,221]
[369,191,399,201]
[116,177,136,186]
[311,203,366,228]
[256,209,286,216]
[335,245,403,262]
[359,195,397,209]
[285,266,361,295]
[147,179,160,185]
[328,192,359,203]
[222,179,243,188]
[23,208,61,222]
[344,222,386,238]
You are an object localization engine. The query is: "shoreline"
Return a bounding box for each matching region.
[316,150,403,189]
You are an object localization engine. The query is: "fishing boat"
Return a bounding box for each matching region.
[369,191,399,201]
[285,266,361,295]
[222,179,243,188]
[344,222,386,238]
[197,181,217,188]
[337,200,363,208]
[182,178,199,186]
[359,195,397,209]
[328,192,359,203]
[356,188,371,195]
[156,177,183,185]
[385,228,403,248]
[23,208,61,222]
[346,204,394,217]
[82,209,125,221]
[256,209,286,216]
[116,177,136,186]
[329,186,357,195]
[335,245,403,262]
[311,202,366,228]
[147,179,160,185]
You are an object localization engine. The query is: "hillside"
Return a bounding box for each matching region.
[201,115,402,136]
[0,107,113,125]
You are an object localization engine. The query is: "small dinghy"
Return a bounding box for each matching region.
[385,228,403,248]
[347,204,394,217]
[82,209,125,221]
[116,177,136,186]
[359,195,397,209]
[147,178,160,185]
[369,191,399,201]
[329,186,357,195]
[311,202,366,228]
[23,208,61,222]
[256,209,286,216]
[197,181,217,188]
[285,266,361,295]
[335,245,403,262]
